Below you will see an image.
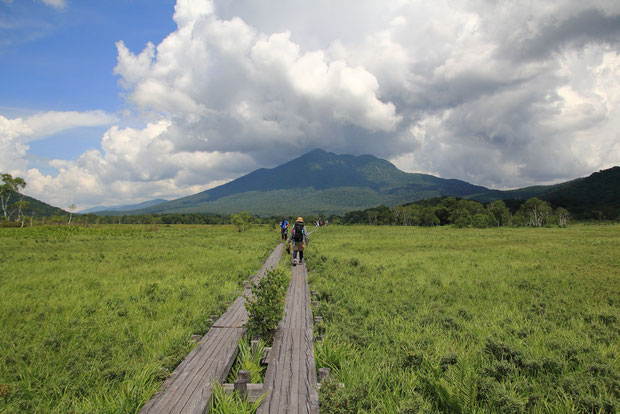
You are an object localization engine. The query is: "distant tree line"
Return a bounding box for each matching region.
[337,197,574,228]
[0,171,613,229]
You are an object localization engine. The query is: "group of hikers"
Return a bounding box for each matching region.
[279,217,309,266]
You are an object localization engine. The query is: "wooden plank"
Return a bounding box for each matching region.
[222,383,265,402]
[173,327,243,413]
[258,260,319,414]
[139,243,283,414]
[287,323,303,412]
[141,326,242,413]
[140,327,225,412]
[302,327,319,412]
[212,296,247,328]
[261,327,283,413]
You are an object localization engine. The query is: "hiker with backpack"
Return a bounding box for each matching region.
[279,217,289,241]
[288,217,309,266]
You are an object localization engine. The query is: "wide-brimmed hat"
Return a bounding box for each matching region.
[296,217,304,222]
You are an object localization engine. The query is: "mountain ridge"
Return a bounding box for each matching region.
[5,150,618,219]
[2,191,67,218]
[78,199,168,214]
[97,149,492,216]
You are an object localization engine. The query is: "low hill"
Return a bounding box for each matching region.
[543,167,620,219]
[470,167,620,219]
[2,191,67,219]
[98,149,490,216]
[79,199,167,214]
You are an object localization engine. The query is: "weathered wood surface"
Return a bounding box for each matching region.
[258,260,319,414]
[139,243,284,414]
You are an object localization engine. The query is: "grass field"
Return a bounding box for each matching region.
[307,225,619,413]
[0,225,278,413]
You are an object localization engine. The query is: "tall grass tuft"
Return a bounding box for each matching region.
[227,338,268,383]
[210,383,265,414]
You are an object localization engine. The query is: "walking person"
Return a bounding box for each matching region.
[279,217,289,241]
[288,217,309,266]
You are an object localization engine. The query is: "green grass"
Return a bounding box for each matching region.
[308,225,619,413]
[0,224,278,413]
[210,383,265,414]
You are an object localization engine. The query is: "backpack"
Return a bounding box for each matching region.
[292,222,304,241]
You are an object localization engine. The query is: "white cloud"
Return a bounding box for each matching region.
[0,110,115,175]
[173,0,214,28]
[20,120,258,209]
[22,110,116,141]
[9,0,620,207]
[40,0,66,9]
[0,116,32,173]
[113,2,402,138]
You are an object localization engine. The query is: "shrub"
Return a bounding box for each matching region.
[244,268,288,343]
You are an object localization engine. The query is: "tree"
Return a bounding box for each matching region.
[67,204,76,225]
[391,205,407,225]
[374,205,393,224]
[434,205,451,225]
[367,210,378,225]
[84,213,98,226]
[555,207,570,228]
[419,208,440,227]
[488,200,511,227]
[472,213,493,228]
[520,198,552,227]
[453,209,472,228]
[231,211,252,232]
[0,174,27,221]
[450,208,471,227]
[14,200,29,228]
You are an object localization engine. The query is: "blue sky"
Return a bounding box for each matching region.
[1,1,175,110]
[1,0,619,209]
[1,0,175,159]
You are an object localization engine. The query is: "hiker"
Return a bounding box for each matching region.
[279,217,289,241]
[288,217,309,266]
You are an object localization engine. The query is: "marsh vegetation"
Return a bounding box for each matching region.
[0,225,275,412]
[309,225,619,413]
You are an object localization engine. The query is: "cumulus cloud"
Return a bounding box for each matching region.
[22,120,257,209]
[115,0,619,187]
[0,110,115,174]
[10,0,620,208]
[0,116,32,173]
[114,0,401,134]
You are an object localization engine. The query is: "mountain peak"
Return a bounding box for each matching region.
[304,148,329,156]
[118,149,490,215]
[294,148,333,162]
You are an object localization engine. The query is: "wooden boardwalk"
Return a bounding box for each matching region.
[139,243,284,414]
[258,260,320,414]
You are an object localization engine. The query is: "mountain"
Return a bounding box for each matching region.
[102,149,490,216]
[539,167,620,219]
[79,199,167,214]
[469,167,620,219]
[2,191,67,218]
